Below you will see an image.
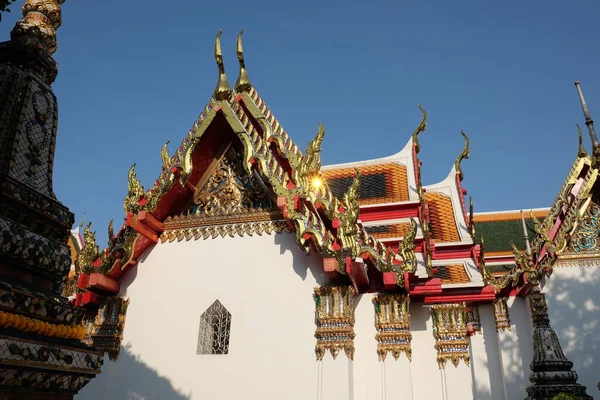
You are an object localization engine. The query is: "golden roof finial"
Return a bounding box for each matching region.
[213,29,231,101]
[411,105,428,154]
[454,130,470,181]
[11,0,66,55]
[576,124,589,158]
[234,30,252,93]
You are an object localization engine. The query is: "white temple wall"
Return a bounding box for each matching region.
[495,296,533,400]
[78,232,326,400]
[409,304,444,400]
[542,265,600,396]
[469,304,506,400]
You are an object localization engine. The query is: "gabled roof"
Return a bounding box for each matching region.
[321,138,418,205]
[74,31,425,300]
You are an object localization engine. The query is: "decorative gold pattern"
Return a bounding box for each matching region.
[430,303,470,368]
[11,0,65,55]
[189,147,275,216]
[564,198,600,255]
[373,294,411,361]
[314,286,356,360]
[398,218,418,272]
[161,218,288,243]
[84,297,129,361]
[493,298,511,331]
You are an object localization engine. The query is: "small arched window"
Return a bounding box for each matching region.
[197,300,231,355]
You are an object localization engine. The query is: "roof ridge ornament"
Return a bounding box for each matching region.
[574,81,599,165]
[234,29,252,93]
[576,124,589,158]
[214,29,232,101]
[411,105,428,154]
[454,130,470,182]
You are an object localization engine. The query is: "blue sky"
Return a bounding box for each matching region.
[1,1,599,245]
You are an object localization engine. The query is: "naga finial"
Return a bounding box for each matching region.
[398,218,418,272]
[124,164,144,214]
[411,105,428,154]
[161,139,171,169]
[297,123,325,184]
[213,29,231,100]
[11,0,66,55]
[234,29,252,93]
[576,124,589,158]
[469,196,475,237]
[108,219,115,245]
[454,130,470,182]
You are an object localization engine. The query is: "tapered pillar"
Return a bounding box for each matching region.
[525,290,590,399]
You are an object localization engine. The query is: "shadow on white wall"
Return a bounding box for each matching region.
[76,344,192,400]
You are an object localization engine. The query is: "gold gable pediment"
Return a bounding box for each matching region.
[160,147,286,242]
[559,197,600,262]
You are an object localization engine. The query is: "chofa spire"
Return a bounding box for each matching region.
[574,81,599,163]
[11,0,66,55]
[235,29,252,92]
[454,130,470,181]
[213,29,232,100]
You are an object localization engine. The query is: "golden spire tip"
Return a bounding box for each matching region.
[213,29,231,100]
[235,29,252,92]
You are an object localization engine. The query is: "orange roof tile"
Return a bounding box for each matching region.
[434,264,471,284]
[364,223,411,240]
[322,163,409,205]
[474,209,548,223]
[425,192,460,243]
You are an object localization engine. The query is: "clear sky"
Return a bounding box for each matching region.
[1,1,599,245]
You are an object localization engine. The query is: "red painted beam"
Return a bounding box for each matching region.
[423,286,496,304]
[139,211,165,233]
[80,291,99,307]
[409,278,443,296]
[88,273,120,294]
[358,203,420,223]
[383,271,397,290]
[77,273,90,290]
[347,258,369,293]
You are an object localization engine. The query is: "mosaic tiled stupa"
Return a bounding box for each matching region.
[0,1,102,398]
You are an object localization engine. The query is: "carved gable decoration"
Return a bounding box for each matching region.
[160,147,287,243]
[187,147,276,217]
[563,198,600,258]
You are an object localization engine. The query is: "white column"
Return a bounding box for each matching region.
[321,357,352,400]
[470,304,507,400]
[353,293,382,400]
[496,297,533,400]
[442,358,473,400]
[383,356,413,399]
[410,305,443,400]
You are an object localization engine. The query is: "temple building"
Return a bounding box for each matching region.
[1,2,599,400]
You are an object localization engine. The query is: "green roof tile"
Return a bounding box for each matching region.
[474,218,537,253]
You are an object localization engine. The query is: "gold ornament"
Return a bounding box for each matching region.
[11,0,65,55]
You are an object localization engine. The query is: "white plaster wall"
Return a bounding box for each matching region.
[470,305,506,400]
[497,297,533,400]
[78,232,327,400]
[542,265,600,397]
[410,305,444,400]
